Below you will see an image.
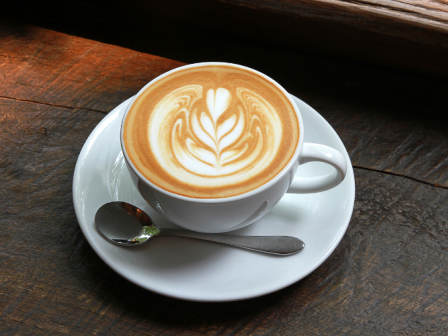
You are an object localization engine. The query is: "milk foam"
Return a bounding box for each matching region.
[148,85,283,187]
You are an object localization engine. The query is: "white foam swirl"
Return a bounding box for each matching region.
[148,85,282,187]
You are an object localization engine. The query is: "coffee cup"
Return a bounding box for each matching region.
[121,62,347,233]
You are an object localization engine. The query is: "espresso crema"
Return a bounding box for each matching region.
[123,65,299,198]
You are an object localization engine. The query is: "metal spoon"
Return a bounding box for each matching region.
[95,202,305,255]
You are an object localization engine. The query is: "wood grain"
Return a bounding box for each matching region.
[0,23,184,112]
[3,0,448,78]
[316,97,448,188]
[218,0,448,43]
[121,0,448,77]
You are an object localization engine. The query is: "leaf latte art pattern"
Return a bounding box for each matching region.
[149,85,283,187]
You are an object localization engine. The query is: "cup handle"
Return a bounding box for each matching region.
[287,143,347,193]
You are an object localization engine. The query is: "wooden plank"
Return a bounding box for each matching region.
[0,23,184,112]
[218,0,448,42]
[315,98,448,188]
[3,0,448,78]
[0,99,105,335]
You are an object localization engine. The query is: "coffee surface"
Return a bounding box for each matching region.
[123,65,299,198]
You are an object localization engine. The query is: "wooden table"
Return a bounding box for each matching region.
[1,19,448,335]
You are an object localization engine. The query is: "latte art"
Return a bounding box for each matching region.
[150,85,282,185]
[123,65,299,198]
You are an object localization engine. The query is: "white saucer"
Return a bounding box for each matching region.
[73,94,355,302]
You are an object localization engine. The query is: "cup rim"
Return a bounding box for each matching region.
[120,62,304,204]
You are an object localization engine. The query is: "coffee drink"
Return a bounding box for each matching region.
[123,64,299,198]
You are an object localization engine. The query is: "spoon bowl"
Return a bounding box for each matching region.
[95,202,158,246]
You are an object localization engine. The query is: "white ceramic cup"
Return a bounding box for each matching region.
[121,62,347,233]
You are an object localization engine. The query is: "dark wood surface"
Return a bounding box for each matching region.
[1,21,448,335]
[4,0,448,78]
[218,0,448,42]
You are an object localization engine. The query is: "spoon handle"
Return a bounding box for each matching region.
[158,229,304,255]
